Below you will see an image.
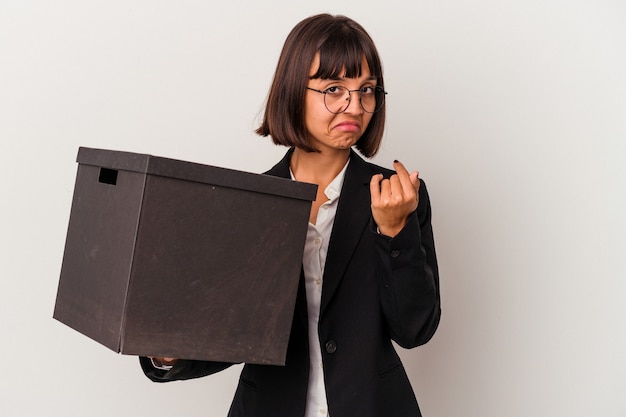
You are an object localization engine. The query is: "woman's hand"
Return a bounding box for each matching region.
[370,160,420,238]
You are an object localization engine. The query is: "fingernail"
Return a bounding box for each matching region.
[393,159,399,163]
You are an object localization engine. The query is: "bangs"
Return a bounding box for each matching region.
[310,26,383,80]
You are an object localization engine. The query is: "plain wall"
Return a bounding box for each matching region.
[1,1,625,416]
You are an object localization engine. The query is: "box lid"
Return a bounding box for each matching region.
[77,147,317,201]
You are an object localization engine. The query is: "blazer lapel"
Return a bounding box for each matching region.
[320,150,373,317]
[266,149,375,318]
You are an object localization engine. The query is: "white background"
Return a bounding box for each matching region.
[1,1,625,416]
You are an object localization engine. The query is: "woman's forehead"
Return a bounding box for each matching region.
[308,52,371,79]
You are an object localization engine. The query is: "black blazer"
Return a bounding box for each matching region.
[141,149,441,417]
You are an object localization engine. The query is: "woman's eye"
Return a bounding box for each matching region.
[325,86,343,95]
[360,86,375,95]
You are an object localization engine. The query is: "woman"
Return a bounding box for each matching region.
[141,13,440,417]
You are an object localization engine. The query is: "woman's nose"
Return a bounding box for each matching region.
[343,90,363,114]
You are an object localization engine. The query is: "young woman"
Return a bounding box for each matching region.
[141,13,441,417]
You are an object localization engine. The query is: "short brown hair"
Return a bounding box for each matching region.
[256,14,386,158]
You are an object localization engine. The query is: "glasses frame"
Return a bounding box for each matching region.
[306,86,387,114]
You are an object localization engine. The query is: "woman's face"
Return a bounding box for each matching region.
[304,54,375,154]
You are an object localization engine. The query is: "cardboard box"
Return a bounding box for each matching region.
[54,147,316,365]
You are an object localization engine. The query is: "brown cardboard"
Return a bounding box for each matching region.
[54,147,316,365]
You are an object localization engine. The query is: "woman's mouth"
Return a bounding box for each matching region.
[334,121,361,132]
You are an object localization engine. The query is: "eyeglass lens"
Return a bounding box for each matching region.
[325,87,384,114]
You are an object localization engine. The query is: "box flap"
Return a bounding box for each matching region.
[77,147,317,202]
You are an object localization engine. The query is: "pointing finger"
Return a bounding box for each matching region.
[393,160,419,195]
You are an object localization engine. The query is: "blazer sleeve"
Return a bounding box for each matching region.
[139,357,234,382]
[373,178,441,348]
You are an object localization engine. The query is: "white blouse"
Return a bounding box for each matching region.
[293,160,349,417]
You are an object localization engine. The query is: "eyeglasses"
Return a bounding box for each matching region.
[306,85,387,114]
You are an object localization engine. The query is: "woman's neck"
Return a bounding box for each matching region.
[290,147,350,185]
[290,147,350,225]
